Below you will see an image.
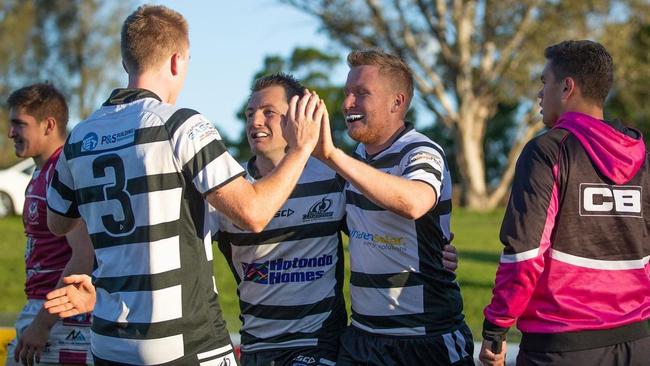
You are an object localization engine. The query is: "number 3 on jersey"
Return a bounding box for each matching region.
[93,154,135,235]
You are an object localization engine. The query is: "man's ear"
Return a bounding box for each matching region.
[562,77,577,100]
[43,117,57,135]
[391,92,407,113]
[170,52,180,76]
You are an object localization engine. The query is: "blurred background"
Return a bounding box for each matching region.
[1,0,648,363]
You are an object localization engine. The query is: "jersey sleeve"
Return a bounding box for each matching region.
[47,147,80,218]
[398,144,446,200]
[482,135,561,340]
[169,111,245,195]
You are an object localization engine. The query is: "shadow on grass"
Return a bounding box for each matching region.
[460,249,501,264]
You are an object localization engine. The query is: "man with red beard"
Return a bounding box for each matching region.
[313,50,474,366]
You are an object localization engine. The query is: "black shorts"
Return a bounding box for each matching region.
[337,324,474,366]
[516,335,650,366]
[240,346,337,366]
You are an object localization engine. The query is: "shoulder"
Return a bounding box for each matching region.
[519,128,569,166]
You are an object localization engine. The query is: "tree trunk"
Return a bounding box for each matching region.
[455,101,502,211]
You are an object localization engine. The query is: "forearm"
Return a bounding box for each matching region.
[211,147,312,232]
[325,148,436,219]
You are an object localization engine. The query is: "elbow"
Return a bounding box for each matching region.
[398,203,431,220]
[239,216,270,233]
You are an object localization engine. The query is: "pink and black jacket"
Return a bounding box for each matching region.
[483,112,650,352]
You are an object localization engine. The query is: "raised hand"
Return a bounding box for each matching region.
[283,90,324,153]
[43,274,96,318]
[312,102,336,161]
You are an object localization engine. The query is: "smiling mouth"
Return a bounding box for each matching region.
[345,114,364,123]
[250,132,270,139]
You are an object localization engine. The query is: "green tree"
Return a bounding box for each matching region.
[0,0,129,166]
[603,17,650,140]
[283,0,650,210]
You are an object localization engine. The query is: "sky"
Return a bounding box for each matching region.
[142,0,347,141]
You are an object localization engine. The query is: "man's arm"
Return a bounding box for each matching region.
[479,135,561,365]
[314,110,437,219]
[206,93,324,232]
[17,221,94,365]
[47,209,80,236]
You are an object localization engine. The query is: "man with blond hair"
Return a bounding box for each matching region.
[43,5,323,365]
[314,50,474,365]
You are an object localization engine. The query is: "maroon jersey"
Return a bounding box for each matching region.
[23,147,72,299]
[484,112,650,352]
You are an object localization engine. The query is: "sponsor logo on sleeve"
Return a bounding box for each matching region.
[408,151,442,170]
[579,183,642,217]
[187,119,219,142]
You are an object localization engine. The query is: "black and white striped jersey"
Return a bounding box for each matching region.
[47,88,244,365]
[345,124,465,336]
[216,157,347,353]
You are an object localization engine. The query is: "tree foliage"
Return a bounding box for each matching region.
[282,0,650,209]
[0,0,129,166]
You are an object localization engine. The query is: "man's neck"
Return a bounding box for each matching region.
[365,122,407,155]
[254,151,285,177]
[33,142,63,169]
[127,74,174,104]
[562,100,604,122]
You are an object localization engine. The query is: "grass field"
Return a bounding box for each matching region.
[0,208,520,342]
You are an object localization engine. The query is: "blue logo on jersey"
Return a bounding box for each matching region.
[81,132,98,152]
[241,255,332,285]
[100,128,135,146]
[302,197,334,221]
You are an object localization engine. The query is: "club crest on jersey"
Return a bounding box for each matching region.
[302,197,334,222]
[579,183,642,217]
[28,200,39,224]
[241,255,332,285]
[80,132,98,152]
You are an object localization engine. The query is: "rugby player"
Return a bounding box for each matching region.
[217,73,459,366]
[42,5,322,365]
[313,50,474,365]
[479,40,650,365]
[5,83,93,366]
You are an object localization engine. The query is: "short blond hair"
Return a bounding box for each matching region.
[347,49,414,106]
[121,5,189,73]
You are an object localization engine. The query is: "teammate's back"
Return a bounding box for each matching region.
[52,89,237,364]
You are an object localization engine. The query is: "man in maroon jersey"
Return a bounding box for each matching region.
[5,83,93,366]
[480,40,650,365]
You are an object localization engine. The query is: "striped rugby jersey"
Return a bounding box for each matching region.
[47,88,244,365]
[217,156,347,353]
[345,123,465,336]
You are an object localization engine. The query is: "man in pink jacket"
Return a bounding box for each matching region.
[480,40,650,366]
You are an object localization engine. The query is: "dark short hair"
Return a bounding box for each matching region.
[7,83,69,134]
[251,73,305,102]
[544,40,613,105]
[347,49,414,106]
